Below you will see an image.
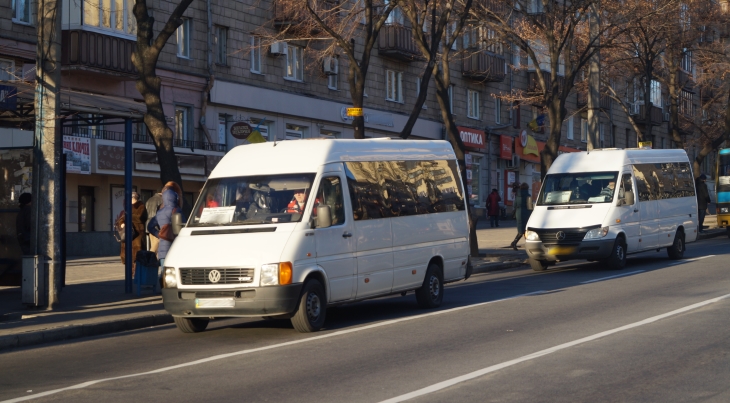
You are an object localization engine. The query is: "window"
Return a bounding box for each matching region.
[386,70,403,103]
[632,162,695,202]
[217,115,227,145]
[618,173,633,204]
[0,59,15,81]
[537,172,619,206]
[679,90,694,116]
[83,0,137,35]
[512,45,521,68]
[650,80,661,107]
[250,36,262,73]
[567,116,574,140]
[467,90,480,119]
[177,18,191,58]
[327,57,339,90]
[286,45,304,81]
[384,0,404,25]
[174,105,192,142]
[319,129,340,138]
[416,77,427,109]
[215,26,228,65]
[580,118,588,143]
[313,176,346,226]
[470,155,482,206]
[12,0,32,24]
[495,97,501,124]
[285,123,305,140]
[681,49,693,73]
[249,118,270,140]
[448,85,454,114]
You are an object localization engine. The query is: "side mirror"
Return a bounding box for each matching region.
[172,212,184,235]
[623,191,635,206]
[315,205,332,229]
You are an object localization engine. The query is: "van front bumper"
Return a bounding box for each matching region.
[525,238,615,262]
[162,284,303,318]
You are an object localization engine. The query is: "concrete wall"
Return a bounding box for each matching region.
[66,231,120,257]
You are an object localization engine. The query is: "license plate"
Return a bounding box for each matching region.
[548,246,576,255]
[195,298,235,308]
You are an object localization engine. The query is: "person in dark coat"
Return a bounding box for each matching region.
[510,183,532,250]
[486,188,501,228]
[116,192,148,277]
[145,190,162,253]
[15,193,32,255]
[695,174,711,232]
[147,184,182,264]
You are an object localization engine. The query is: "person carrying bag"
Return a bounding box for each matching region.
[147,182,183,267]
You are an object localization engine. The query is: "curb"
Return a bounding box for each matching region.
[472,260,527,275]
[698,229,726,240]
[0,313,173,352]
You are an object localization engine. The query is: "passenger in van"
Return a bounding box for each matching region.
[599,180,616,199]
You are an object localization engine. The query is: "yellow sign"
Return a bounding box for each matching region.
[638,141,652,149]
[247,130,266,144]
[346,108,363,117]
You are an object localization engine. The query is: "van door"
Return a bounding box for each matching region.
[633,164,658,250]
[617,173,640,252]
[313,174,356,302]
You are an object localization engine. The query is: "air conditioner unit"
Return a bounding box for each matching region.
[270,42,288,56]
[323,56,338,75]
[663,112,670,122]
[506,154,520,169]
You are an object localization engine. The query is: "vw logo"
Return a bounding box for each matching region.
[208,269,221,283]
[555,231,566,241]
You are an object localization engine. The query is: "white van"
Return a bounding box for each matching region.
[162,139,470,333]
[525,149,698,271]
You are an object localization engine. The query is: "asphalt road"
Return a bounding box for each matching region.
[2,237,729,403]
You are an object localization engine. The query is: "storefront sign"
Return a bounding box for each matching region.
[63,135,91,175]
[499,135,513,160]
[457,126,486,151]
[230,122,253,140]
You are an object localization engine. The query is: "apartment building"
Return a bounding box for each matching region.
[1,0,707,257]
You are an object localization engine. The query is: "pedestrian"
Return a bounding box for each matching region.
[486,188,501,228]
[510,183,532,250]
[15,193,32,255]
[695,174,711,232]
[145,189,163,254]
[147,181,183,267]
[115,192,147,277]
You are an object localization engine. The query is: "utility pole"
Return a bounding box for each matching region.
[32,0,63,308]
[587,0,600,151]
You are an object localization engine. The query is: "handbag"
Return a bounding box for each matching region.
[158,223,175,242]
[114,224,138,243]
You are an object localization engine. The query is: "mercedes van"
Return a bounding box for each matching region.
[161,139,470,333]
[525,149,698,271]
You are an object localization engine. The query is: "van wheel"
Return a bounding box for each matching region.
[291,279,326,333]
[604,238,627,270]
[529,258,549,272]
[416,263,444,309]
[667,230,685,260]
[173,316,209,333]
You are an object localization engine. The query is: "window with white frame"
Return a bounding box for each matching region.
[83,0,137,35]
[495,97,501,124]
[285,123,305,140]
[448,85,454,114]
[650,80,662,107]
[286,44,304,81]
[174,105,193,142]
[416,77,427,109]
[385,70,403,103]
[177,18,191,58]
[580,118,588,143]
[567,116,574,140]
[0,59,15,81]
[250,36,262,73]
[12,0,32,24]
[327,57,339,90]
[215,26,228,66]
[467,90,480,119]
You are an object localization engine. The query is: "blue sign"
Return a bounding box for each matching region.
[0,85,17,111]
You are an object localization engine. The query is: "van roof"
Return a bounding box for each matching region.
[210,138,457,178]
[549,149,690,174]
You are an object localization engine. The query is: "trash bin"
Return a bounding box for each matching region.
[134,251,159,296]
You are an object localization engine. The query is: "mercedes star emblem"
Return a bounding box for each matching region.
[208,269,221,283]
[555,231,566,241]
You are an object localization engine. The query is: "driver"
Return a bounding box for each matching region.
[286,189,308,213]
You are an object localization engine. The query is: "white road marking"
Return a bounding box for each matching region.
[379,292,730,403]
[1,291,547,403]
[580,270,645,284]
[667,255,715,266]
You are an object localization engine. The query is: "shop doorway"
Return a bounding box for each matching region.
[78,186,95,232]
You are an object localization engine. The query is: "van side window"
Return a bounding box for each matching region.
[314,176,345,226]
[631,162,696,202]
[619,173,633,201]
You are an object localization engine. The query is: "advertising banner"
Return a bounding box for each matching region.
[499,135,513,160]
[63,135,91,175]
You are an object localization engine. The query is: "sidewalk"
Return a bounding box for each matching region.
[0,216,725,351]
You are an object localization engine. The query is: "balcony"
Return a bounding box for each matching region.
[576,91,612,111]
[462,51,506,82]
[475,0,512,17]
[62,126,226,152]
[527,70,566,98]
[378,24,421,62]
[630,104,663,126]
[61,30,136,76]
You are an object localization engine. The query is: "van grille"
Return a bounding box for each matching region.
[179,268,255,285]
[534,228,591,245]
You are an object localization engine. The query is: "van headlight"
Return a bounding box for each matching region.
[584,226,609,240]
[526,230,540,241]
[260,262,294,286]
[720,207,729,214]
[163,267,177,288]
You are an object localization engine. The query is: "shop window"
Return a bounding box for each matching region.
[285,123,305,140]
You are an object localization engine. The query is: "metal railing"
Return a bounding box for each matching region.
[62,126,226,152]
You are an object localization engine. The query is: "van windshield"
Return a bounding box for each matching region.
[537,171,619,205]
[189,174,316,227]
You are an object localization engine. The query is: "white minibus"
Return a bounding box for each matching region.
[162,139,470,333]
[525,149,698,271]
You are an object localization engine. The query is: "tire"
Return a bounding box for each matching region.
[173,316,209,333]
[604,238,627,270]
[291,279,327,333]
[415,263,444,309]
[667,230,685,260]
[529,258,549,272]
